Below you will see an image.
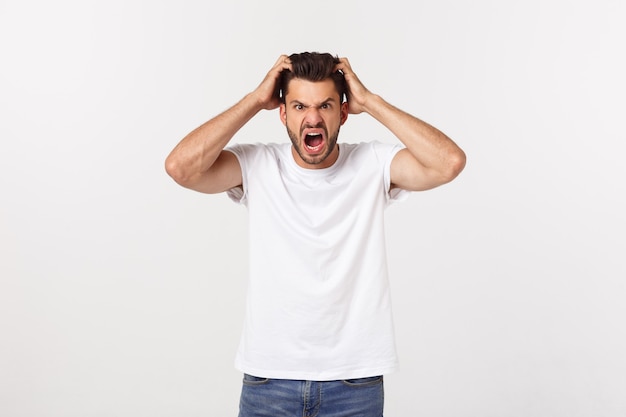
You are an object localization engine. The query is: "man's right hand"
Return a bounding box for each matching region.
[251,54,293,111]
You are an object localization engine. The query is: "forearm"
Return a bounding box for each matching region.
[363,94,464,174]
[165,92,263,183]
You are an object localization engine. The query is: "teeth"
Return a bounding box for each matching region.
[304,132,323,150]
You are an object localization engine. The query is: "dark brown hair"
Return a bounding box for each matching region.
[279,52,348,103]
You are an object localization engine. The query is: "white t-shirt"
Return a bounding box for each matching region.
[226,141,408,381]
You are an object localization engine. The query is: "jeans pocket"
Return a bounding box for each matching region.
[242,373,270,386]
[341,375,383,387]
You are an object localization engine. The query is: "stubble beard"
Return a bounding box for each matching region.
[286,124,340,167]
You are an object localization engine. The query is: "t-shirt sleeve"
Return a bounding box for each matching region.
[379,142,411,205]
[224,144,250,205]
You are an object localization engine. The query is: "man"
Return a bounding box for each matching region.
[165,52,466,417]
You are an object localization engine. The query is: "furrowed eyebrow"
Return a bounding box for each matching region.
[289,97,337,108]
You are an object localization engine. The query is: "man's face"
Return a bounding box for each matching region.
[280,78,348,169]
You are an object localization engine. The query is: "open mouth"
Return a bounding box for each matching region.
[304,132,324,153]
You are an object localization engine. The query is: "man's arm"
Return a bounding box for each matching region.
[335,58,466,192]
[165,55,293,194]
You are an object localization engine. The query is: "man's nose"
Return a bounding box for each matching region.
[304,107,323,124]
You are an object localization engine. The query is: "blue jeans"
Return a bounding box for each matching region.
[238,374,384,417]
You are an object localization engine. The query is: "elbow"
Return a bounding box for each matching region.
[436,148,466,186]
[447,148,467,181]
[164,154,189,186]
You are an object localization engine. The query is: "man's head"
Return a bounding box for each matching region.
[279,52,348,103]
[279,52,349,169]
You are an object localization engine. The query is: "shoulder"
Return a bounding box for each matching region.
[225,143,292,176]
[226,142,288,160]
[342,141,404,163]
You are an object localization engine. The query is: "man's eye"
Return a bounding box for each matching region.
[295,104,304,110]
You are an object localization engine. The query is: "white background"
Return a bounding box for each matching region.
[1,0,625,416]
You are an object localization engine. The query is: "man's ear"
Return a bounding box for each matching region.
[340,101,349,125]
[279,103,287,126]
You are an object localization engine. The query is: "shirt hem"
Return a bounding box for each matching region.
[234,361,399,381]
